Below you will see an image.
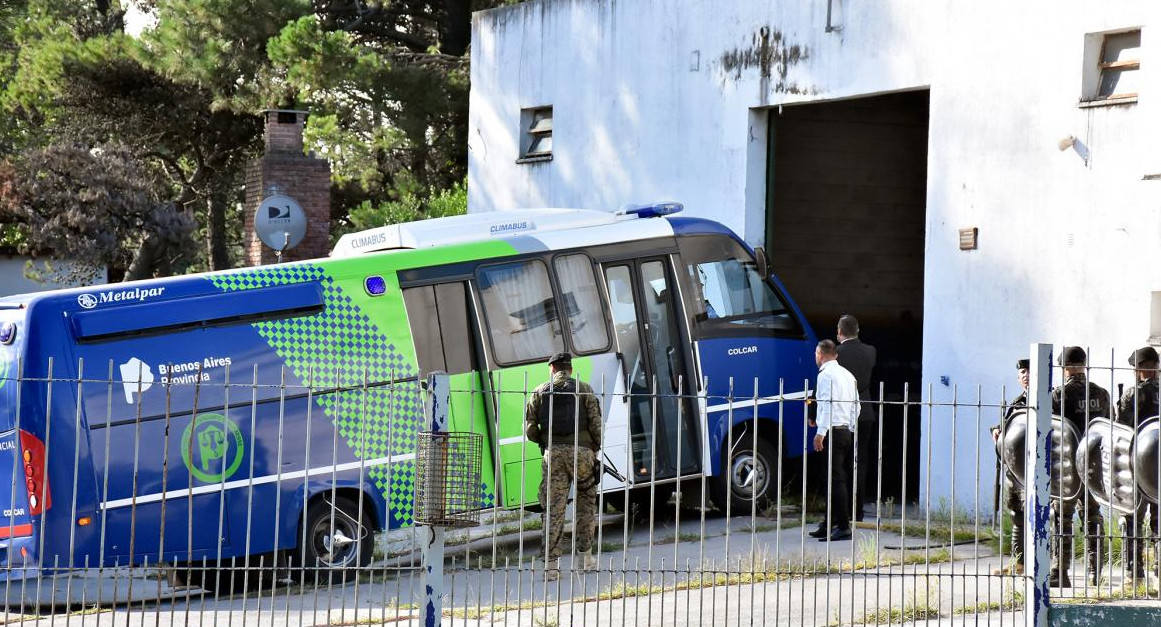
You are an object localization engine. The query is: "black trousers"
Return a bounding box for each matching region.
[825,427,853,530]
[854,418,877,514]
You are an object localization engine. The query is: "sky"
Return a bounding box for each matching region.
[123,2,156,37]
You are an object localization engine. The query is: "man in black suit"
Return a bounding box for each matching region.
[836,314,877,521]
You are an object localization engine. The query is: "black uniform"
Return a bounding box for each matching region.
[1051,373,1111,586]
[996,390,1029,551]
[837,337,877,518]
[1116,376,1160,426]
[988,386,1029,570]
[1115,375,1160,579]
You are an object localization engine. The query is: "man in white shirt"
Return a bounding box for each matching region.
[808,339,861,542]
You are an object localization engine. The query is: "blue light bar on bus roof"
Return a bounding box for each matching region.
[618,202,684,218]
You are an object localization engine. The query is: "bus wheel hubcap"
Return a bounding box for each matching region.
[314,519,359,566]
[731,453,767,500]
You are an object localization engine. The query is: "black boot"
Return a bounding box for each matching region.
[1050,558,1073,588]
[1126,519,1146,583]
[1050,528,1073,589]
[1085,520,1102,586]
[1011,517,1025,571]
[993,515,1027,575]
[1086,544,1102,586]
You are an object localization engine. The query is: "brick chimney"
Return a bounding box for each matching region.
[243,110,332,265]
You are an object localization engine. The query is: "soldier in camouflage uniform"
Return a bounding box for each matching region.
[1051,346,1111,588]
[524,351,603,581]
[1115,346,1160,581]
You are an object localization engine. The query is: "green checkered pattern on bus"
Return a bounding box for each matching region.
[207,265,423,528]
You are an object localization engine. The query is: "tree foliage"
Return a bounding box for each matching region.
[0,0,516,282]
[0,143,195,282]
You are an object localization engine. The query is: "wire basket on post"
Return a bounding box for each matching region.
[414,431,484,528]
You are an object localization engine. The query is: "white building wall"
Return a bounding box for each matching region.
[0,256,106,297]
[469,0,1161,508]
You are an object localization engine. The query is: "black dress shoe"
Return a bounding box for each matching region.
[819,527,852,542]
[808,526,828,539]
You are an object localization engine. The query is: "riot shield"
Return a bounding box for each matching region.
[1076,418,1139,514]
[1000,410,1083,501]
[1133,417,1161,504]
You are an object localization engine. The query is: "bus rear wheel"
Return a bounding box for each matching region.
[709,435,777,514]
[299,496,374,583]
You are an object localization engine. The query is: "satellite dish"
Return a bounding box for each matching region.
[255,194,308,252]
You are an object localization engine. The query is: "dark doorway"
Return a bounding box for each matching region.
[765,90,929,504]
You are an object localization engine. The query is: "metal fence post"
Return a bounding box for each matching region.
[421,372,449,627]
[1025,344,1052,627]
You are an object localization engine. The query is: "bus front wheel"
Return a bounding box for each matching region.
[299,496,374,582]
[709,435,777,513]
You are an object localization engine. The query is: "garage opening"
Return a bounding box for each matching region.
[765,90,929,504]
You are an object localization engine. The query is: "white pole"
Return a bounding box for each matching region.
[1025,344,1052,627]
[421,372,449,627]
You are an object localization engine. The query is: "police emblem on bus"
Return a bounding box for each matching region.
[181,412,245,483]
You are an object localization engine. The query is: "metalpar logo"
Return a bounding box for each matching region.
[77,286,166,309]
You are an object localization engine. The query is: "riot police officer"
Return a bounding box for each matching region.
[991,359,1029,573]
[1051,346,1111,587]
[1115,346,1160,581]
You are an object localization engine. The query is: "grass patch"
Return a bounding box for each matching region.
[829,602,941,626]
[858,519,993,546]
[652,531,704,544]
[953,590,1023,615]
[462,548,537,570]
[1053,581,1160,604]
[738,520,799,533]
[848,535,952,571]
[312,603,421,626]
[494,516,545,537]
[66,605,114,618]
[828,579,941,626]
[599,541,630,553]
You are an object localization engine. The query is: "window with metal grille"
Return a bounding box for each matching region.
[518,106,553,162]
[1082,29,1141,104]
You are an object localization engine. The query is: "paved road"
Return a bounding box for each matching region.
[1,511,1154,626]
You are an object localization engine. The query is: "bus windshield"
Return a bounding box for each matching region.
[677,235,802,336]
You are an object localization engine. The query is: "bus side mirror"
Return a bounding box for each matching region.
[755,246,770,278]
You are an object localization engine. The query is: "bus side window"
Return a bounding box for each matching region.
[553,253,611,354]
[477,260,565,365]
[403,286,446,374]
[402,282,476,375]
[676,235,803,336]
[434,282,474,374]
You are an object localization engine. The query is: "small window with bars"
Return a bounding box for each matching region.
[1082,29,1141,104]
[518,106,553,162]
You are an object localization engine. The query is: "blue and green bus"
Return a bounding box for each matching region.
[0,203,817,597]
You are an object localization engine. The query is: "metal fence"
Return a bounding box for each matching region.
[0,346,1159,625]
